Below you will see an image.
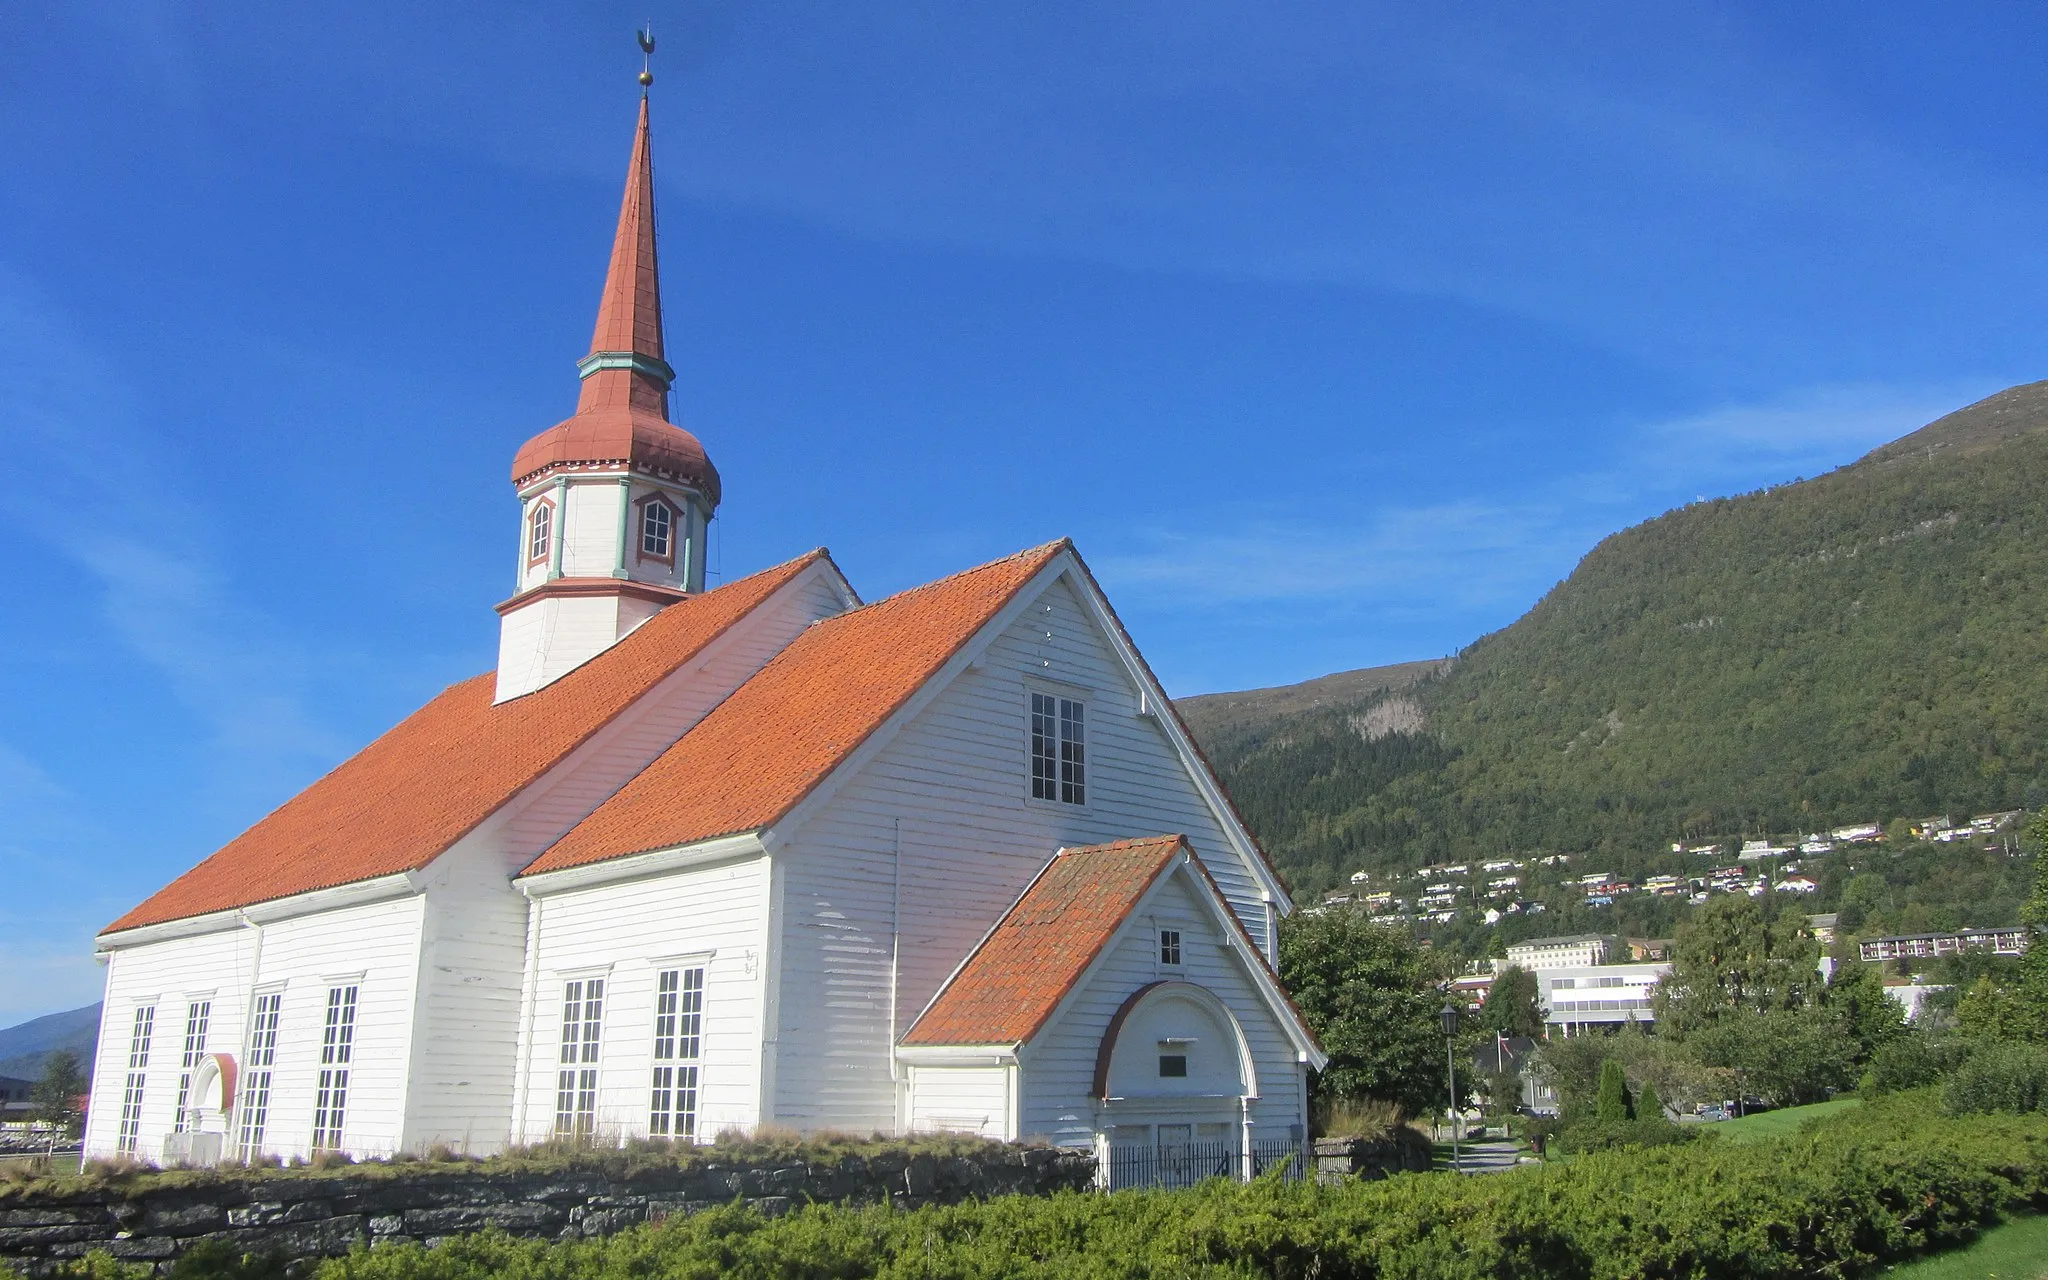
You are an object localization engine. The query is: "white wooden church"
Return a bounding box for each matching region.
[82,88,1323,1180]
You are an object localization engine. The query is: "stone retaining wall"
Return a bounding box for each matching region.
[0,1147,1096,1276]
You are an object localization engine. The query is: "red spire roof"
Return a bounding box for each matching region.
[511,96,719,499]
[579,97,667,418]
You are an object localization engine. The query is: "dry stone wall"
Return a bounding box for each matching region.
[0,1147,1096,1276]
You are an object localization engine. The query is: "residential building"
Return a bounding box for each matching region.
[1859,929,2031,963]
[1495,935,1614,973]
[83,91,1322,1172]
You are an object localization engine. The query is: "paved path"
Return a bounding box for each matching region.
[1439,1140,1525,1174]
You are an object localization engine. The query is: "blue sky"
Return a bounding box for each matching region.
[3,2,2046,1027]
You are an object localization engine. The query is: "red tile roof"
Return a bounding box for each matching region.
[104,552,828,936]
[901,835,1186,1047]
[524,541,1066,875]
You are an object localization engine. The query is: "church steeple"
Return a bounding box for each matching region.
[496,47,722,702]
[575,98,672,420]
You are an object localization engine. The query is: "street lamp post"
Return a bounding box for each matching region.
[1441,1000,1461,1175]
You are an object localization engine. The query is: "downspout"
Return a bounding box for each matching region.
[612,477,632,579]
[546,477,569,580]
[888,817,904,1133]
[511,892,544,1145]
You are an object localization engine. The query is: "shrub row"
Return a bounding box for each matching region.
[37,1096,2048,1280]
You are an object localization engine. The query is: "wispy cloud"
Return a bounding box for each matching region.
[1096,381,1982,622]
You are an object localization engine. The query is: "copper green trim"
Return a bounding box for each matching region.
[577,350,676,387]
[613,477,632,579]
[547,477,569,581]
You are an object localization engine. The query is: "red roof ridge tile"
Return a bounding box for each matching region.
[103,550,833,936]
[522,540,1072,876]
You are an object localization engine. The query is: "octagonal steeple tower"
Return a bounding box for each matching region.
[496,87,721,702]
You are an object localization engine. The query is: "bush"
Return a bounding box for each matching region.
[245,1095,2044,1280]
[1944,1040,2048,1115]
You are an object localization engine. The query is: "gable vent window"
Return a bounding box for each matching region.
[649,967,704,1140]
[238,991,282,1159]
[172,1000,211,1132]
[116,1005,155,1156]
[1159,930,1182,967]
[1030,692,1086,805]
[312,984,358,1151]
[641,499,674,560]
[556,978,605,1137]
[527,501,553,565]
[1158,1054,1188,1078]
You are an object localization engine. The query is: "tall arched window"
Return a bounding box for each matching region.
[640,499,674,561]
[528,500,553,565]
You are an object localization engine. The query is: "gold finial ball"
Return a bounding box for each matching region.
[639,70,653,86]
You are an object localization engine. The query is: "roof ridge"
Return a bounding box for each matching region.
[824,539,1070,620]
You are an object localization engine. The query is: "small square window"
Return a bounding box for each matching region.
[1159,930,1182,966]
[1158,1054,1188,1078]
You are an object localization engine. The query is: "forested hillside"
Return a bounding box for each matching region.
[1181,381,2048,896]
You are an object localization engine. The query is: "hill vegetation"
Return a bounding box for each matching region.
[0,1004,98,1083]
[1180,381,2048,898]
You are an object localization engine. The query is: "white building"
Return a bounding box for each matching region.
[1539,964,1669,1036]
[1494,934,1614,973]
[83,93,1323,1175]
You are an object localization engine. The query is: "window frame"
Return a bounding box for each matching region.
[1027,687,1089,808]
[555,977,605,1138]
[116,1005,156,1156]
[649,965,706,1141]
[238,989,284,1159]
[526,497,555,567]
[1159,929,1183,968]
[311,984,358,1152]
[635,493,679,567]
[172,999,212,1133]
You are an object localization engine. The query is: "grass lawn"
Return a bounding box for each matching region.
[1710,1097,1861,1142]
[1882,1214,2048,1279]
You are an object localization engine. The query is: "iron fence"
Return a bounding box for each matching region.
[1103,1138,1306,1189]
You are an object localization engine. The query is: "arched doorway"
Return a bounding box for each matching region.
[1093,982,1256,1188]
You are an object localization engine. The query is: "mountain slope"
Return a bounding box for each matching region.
[0,1004,100,1082]
[1184,381,2048,895]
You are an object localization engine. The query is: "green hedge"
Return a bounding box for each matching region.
[41,1096,2048,1280]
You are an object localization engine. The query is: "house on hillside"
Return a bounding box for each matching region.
[82,92,1323,1179]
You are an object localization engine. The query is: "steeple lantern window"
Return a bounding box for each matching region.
[527,499,555,567]
[638,494,677,566]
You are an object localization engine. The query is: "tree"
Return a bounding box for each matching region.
[1653,895,1818,1036]
[1687,1009,1857,1106]
[30,1050,87,1141]
[1278,908,1447,1115]
[1477,965,1545,1039]
[1594,1059,1632,1122]
[1822,961,1908,1062]
[1635,1080,1666,1123]
[2015,821,2048,1040]
[1957,974,2033,1041]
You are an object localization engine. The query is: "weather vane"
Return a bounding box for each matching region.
[638,24,656,93]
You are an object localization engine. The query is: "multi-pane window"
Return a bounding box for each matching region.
[1159,930,1182,967]
[1029,693,1087,805]
[528,501,553,563]
[238,992,282,1158]
[555,978,605,1137]
[172,1000,211,1132]
[311,985,358,1151]
[641,500,673,559]
[116,1005,155,1155]
[649,967,704,1140]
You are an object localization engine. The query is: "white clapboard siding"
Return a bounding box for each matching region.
[245,896,427,1160]
[1020,871,1306,1148]
[771,573,1276,1133]
[84,928,255,1161]
[401,560,850,1152]
[560,479,627,580]
[905,1066,1012,1139]
[514,856,769,1144]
